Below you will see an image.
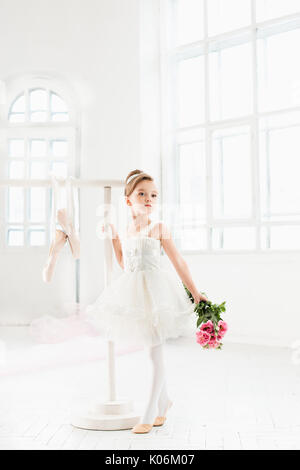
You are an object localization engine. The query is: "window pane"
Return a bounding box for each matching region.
[29,188,46,222]
[176,0,204,46]
[10,94,25,113]
[51,161,68,178]
[181,227,207,250]
[30,88,47,111]
[30,162,47,179]
[261,225,300,250]
[30,139,47,157]
[9,139,24,158]
[51,140,68,157]
[257,29,300,113]
[178,141,206,224]
[9,161,24,179]
[50,92,68,113]
[259,116,300,219]
[178,56,205,127]
[7,228,24,246]
[8,188,24,222]
[177,128,204,144]
[212,126,252,218]
[209,41,252,121]
[30,111,47,122]
[208,0,251,37]
[9,113,25,123]
[256,0,300,22]
[212,227,256,249]
[28,227,45,246]
[51,112,69,122]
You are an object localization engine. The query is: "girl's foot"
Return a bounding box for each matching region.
[132,423,153,434]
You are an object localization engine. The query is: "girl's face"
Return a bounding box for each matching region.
[126,180,159,216]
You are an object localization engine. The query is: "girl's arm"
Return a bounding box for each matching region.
[158,222,208,303]
[102,223,124,270]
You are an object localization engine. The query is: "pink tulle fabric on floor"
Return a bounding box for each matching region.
[0,335,143,378]
[29,302,100,344]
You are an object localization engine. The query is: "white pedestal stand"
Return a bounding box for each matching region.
[71,185,140,430]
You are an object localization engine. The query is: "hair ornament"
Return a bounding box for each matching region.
[126,173,141,185]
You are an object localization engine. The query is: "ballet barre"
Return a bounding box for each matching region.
[0,178,124,188]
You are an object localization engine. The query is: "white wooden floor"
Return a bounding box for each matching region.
[1,328,300,450]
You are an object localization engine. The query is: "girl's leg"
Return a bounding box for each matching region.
[139,342,169,424]
[157,378,170,416]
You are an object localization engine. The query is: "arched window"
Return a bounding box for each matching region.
[0,76,79,248]
[9,88,69,123]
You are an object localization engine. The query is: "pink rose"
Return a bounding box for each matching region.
[200,320,214,333]
[209,339,221,349]
[196,329,210,346]
[218,321,228,335]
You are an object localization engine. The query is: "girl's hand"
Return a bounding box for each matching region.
[192,291,208,304]
[101,223,117,239]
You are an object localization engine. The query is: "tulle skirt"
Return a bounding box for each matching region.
[84,267,196,347]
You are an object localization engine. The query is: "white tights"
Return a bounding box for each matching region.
[139,342,170,424]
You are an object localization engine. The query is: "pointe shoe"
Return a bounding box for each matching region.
[42,229,68,282]
[57,208,80,259]
[153,399,173,426]
[131,423,153,434]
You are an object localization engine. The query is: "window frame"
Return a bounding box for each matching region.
[159,0,300,254]
[0,75,80,253]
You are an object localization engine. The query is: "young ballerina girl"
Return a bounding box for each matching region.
[85,169,208,434]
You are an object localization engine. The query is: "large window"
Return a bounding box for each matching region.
[160,0,300,252]
[0,77,78,249]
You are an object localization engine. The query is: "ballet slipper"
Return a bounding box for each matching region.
[153,399,173,426]
[57,208,80,259]
[42,230,68,282]
[131,423,153,434]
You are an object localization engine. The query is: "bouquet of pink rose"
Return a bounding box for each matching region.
[183,284,228,350]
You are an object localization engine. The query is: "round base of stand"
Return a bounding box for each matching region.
[71,398,141,431]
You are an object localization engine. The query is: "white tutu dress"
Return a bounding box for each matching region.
[84,220,196,347]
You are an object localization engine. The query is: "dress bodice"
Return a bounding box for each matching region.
[121,220,161,273]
